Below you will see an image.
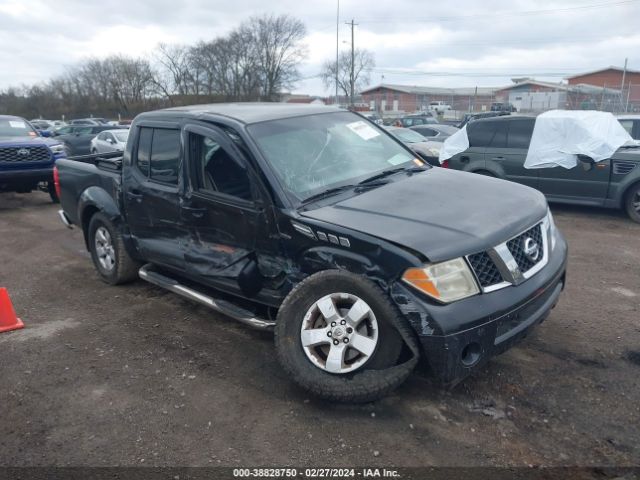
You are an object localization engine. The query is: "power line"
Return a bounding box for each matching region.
[357,0,638,23]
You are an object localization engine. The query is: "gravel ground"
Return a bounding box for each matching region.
[0,191,639,468]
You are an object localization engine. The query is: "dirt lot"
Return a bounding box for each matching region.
[0,191,639,468]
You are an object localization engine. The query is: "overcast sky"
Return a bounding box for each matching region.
[0,0,639,95]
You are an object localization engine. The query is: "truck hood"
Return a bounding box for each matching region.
[301,168,548,262]
[0,136,59,147]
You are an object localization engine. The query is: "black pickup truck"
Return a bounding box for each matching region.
[56,104,568,402]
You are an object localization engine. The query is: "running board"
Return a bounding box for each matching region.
[138,264,275,331]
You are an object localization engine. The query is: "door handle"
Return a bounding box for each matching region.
[181,206,207,219]
[491,156,505,160]
[126,191,143,202]
[460,156,470,163]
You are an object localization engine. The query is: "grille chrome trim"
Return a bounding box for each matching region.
[466,218,550,294]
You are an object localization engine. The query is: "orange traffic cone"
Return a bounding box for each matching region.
[0,288,24,333]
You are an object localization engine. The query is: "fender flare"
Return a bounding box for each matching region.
[76,186,124,250]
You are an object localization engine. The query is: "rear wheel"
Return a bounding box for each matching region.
[624,183,640,223]
[47,181,59,203]
[275,270,415,403]
[88,212,140,284]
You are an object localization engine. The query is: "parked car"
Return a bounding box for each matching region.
[398,114,439,127]
[457,111,511,129]
[410,124,459,141]
[52,125,125,156]
[69,118,109,126]
[30,120,55,137]
[56,104,567,402]
[428,102,452,114]
[90,129,129,154]
[360,112,383,125]
[0,115,66,202]
[445,115,640,222]
[491,102,517,112]
[618,115,640,140]
[385,126,444,165]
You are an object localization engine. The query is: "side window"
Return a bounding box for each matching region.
[136,127,152,176]
[488,121,508,148]
[150,129,180,185]
[190,132,252,202]
[467,121,496,148]
[96,132,105,141]
[76,127,92,135]
[507,119,535,149]
[619,120,633,135]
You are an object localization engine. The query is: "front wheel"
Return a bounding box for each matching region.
[625,183,640,223]
[88,212,140,284]
[275,270,416,403]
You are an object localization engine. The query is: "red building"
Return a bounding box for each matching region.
[566,66,640,107]
[360,84,500,114]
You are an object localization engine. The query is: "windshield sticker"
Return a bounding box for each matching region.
[387,153,408,165]
[9,121,26,129]
[346,121,380,141]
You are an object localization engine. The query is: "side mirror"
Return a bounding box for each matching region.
[578,155,594,171]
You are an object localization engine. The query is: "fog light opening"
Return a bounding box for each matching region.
[461,342,481,367]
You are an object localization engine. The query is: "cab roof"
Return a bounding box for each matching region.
[141,102,342,125]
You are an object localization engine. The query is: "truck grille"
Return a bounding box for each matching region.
[467,251,503,288]
[467,221,549,293]
[506,224,544,273]
[0,145,52,164]
[612,161,636,175]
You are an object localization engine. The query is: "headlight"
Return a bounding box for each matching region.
[402,257,480,303]
[50,144,65,155]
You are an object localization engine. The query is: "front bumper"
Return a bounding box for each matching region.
[0,167,54,190]
[392,229,568,385]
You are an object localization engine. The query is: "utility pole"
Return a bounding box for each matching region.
[345,19,357,106]
[335,0,339,106]
[620,57,628,112]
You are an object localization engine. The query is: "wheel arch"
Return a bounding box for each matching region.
[77,186,124,251]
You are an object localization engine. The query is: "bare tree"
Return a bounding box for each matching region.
[246,14,307,100]
[321,49,375,100]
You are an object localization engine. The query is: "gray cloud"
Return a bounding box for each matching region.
[0,0,638,94]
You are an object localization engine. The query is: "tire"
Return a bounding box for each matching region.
[275,270,416,403]
[47,181,59,203]
[624,183,640,223]
[88,212,140,285]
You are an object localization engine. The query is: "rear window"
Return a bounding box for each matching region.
[507,119,535,149]
[150,129,180,184]
[467,121,496,148]
[0,118,37,139]
[488,121,508,148]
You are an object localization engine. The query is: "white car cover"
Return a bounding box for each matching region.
[438,125,469,163]
[438,110,635,168]
[524,110,633,169]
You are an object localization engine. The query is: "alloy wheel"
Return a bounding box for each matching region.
[300,293,379,374]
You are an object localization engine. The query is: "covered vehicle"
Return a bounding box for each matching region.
[56,104,567,402]
[439,111,640,222]
[0,115,66,201]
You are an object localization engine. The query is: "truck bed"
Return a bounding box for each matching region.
[57,152,124,225]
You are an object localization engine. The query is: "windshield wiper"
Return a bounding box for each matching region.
[300,184,356,206]
[358,165,426,185]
